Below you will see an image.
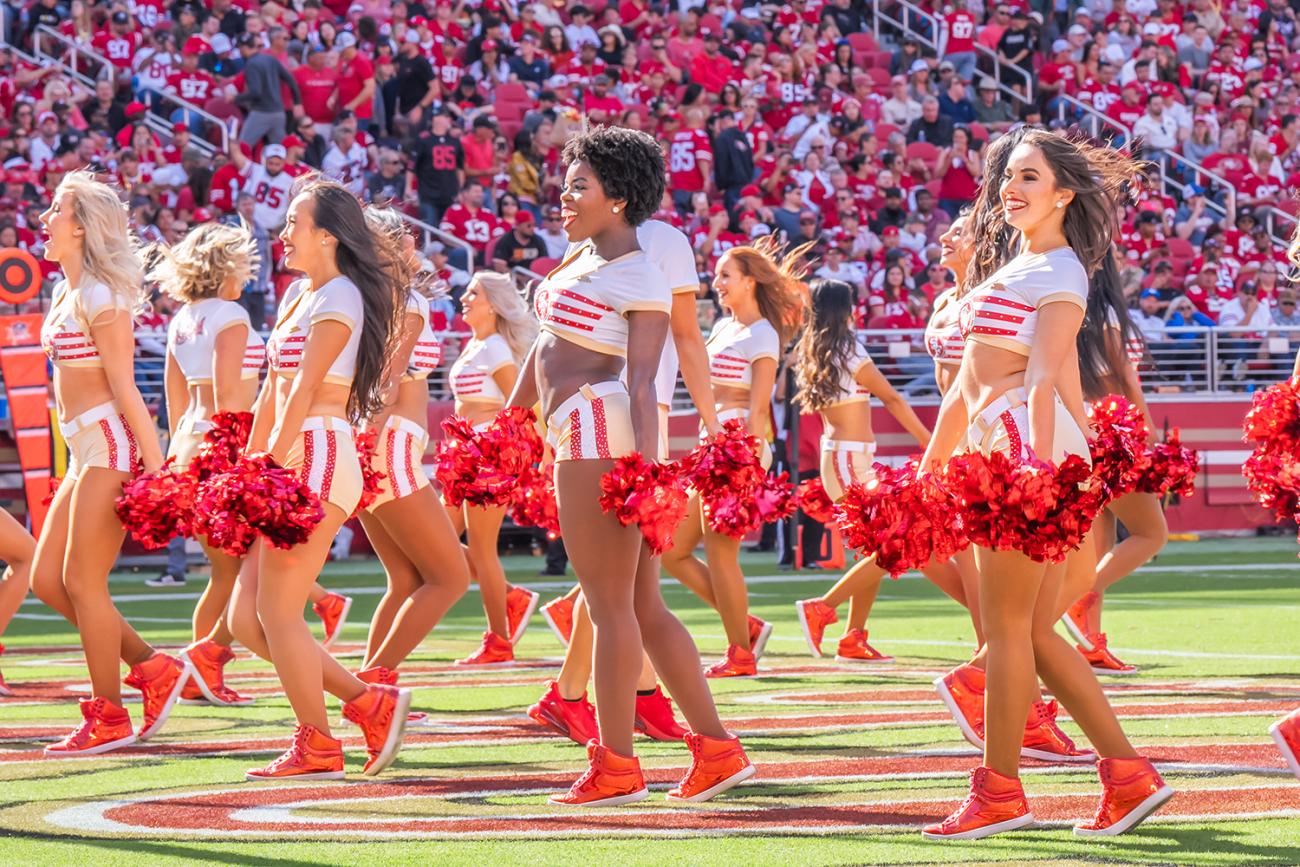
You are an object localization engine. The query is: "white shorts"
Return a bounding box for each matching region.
[61,402,138,480]
[546,381,635,462]
[364,415,430,511]
[165,413,214,472]
[819,438,876,502]
[285,416,364,515]
[966,388,1090,464]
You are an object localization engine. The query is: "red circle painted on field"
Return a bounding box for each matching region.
[0,248,39,304]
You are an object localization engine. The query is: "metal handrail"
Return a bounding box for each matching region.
[398,212,477,267]
[1262,205,1299,249]
[0,36,43,68]
[1055,93,1131,141]
[510,264,545,297]
[874,0,1030,105]
[1161,150,1235,227]
[32,26,224,157]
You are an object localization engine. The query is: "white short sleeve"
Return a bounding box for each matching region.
[480,333,516,372]
[1026,248,1089,310]
[209,300,253,335]
[309,276,364,329]
[612,257,672,317]
[77,281,131,328]
[638,220,700,295]
[745,319,781,362]
[850,342,875,376]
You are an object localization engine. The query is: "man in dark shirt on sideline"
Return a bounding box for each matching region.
[408,110,464,226]
[235,32,302,146]
[491,211,548,272]
[711,111,754,212]
[395,32,438,129]
[906,96,955,146]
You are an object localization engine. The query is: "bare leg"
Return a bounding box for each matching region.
[30,478,152,666]
[845,591,875,632]
[193,542,241,643]
[820,555,886,610]
[465,504,510,640]
[660,495,717,607]
[555,461,643,757]
[702,523,749,648]
[954,547,984,646]
[1090,493,1167,633]
[556,594,594,699]
[1031,560,1138,759]
[364,487,470,669]
[62,470,151,705]
[358,511,422,667]
[974,546,1047,777]
[0,510,34,636]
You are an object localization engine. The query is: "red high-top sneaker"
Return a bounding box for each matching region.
[245,725,344,781]
[835,628,893,663]
[541,596,575,647]
[747,615,773,660]
[633,685,688,742]
[180,639,252,706]
[455,630,515,666]
[505,584,540,645]
[1022,700,1096,763]
[795,598,839,658]
[933,662,986,750]
[528,680,599,745]
[1270,709,1300,780]
[1079,633,1137,675]
[341,684,412,776]
[1062,591,1098,650]
[922,766,1035,840]
[124,652,189,740]
[1074,756,1174,836]
[44,697,136,757]
[665,732,756,803]
[549,741,649,807]
[705,644,757,678]
[313,592,353,648]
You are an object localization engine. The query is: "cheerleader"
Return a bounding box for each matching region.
[661,236,810,678]
[0,510,34,696]
[353,207,470,684]
[510,126,752,806]
[918,133,1171,839]
[791,278,974,663]
[445,270,540,665]
[225,179,411,780]
[1060,253,1166,675]
[529,218,717,746]
[154,222,263,706]
[32,171,189,756]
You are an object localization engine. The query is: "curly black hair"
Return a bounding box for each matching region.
[561,125,665,227]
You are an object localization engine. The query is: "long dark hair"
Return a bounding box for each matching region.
[1078,251,1143,400]
[794,279,857,413]
[299,179,403,422]
[966,126,1026,290]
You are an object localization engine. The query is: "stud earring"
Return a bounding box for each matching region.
[1055,201,1064,209]
[320,239,328,245]
[612,205,621,213]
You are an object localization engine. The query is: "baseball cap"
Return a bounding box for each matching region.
[184,36,210,54]
[348,2,364,12]
[405,30,420,44]
[192,207,213,223]
[882,226,900,237]
[909,59,929,74]
[263,144,287,160]
[482,39,498,51]
[891,74,906,85]
[172,122,188,133]
[884,186,902,197]
[1052,38,1070,53]
[515,210,535,224]
[112,10,129,24]
[708,203,727,215]
[336,32,357,49]
[1068,23,1088,36]
[1140,288,1160,299]
[125,101,147,116]
[739,210,758,221]
[740,184,761,198]
[978,77,998,90]
[37,110,57,125]
[1154,260,1173,272]
[281,134,305,148]
[938,60,955,71]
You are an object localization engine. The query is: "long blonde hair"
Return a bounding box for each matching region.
[58,171,146,313]
[720,235,813,345]
[469,270,537,363]
[147,222,258,304]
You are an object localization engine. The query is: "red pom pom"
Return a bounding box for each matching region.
[115,462,196,549]
[353,428,386,515]
[434,408,544,508]
[41,476,63,507]
[193,454,326,556]
[1135,428,1199,497]
[1087,395,1151,498]
[942,450,1107,563]
[836,462,966,577]
[797,478,838,524]
[509,464,562,539]
[599,453,688,555]
[190,411,254,484]
[1243,447,1300,522]
[681,419,788,538]
[1243,377,1300,448]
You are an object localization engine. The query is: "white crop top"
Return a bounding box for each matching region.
[925,288,965,364]
[402,292,442,382]
[533,243,672,357]
[957,247,1088,357]
[707,316,780,390]
[41,279,132,369]
[826,342,875,407]
[633,221,701,407]
[266,277,365,385]
[168,297,264,384]
[449,333,515,405]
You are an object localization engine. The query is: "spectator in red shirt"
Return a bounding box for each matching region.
[667,106,714,213]
[439,179,504,264]
[942,0,979,82]
[332,33,375,132]
[690,32,735,95]
[293,46,339,135]
[462,115,501,188]
[92,10,142,70]
[581,74,624,123]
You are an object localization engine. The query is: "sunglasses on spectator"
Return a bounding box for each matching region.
[1283,301,1296,307]
[800,218,817,224]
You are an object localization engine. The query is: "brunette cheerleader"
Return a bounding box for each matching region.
[32,171,189,755]
[509,126,752,806]
[445,270,540,665]
[791,279,973,664]
[918,133,1171,839]
[353,207,470,686]
[225,179,411,780]
[661,236,809,678]
[0,509,34,696]
[529,218,719,746]
[1060,254,1165,675]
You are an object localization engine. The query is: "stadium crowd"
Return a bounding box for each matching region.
[2,0,1300,386]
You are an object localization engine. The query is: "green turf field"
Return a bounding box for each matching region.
[1,538,1299,865]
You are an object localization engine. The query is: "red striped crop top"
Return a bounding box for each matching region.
[707,316,780,389]
[402,292,442,382]
[266,277,364,385]
[449,333,515,405]
[168,297,265,384]
[41,279,132,369]
[533,243,672,357]
[957,247,1088,357]
[925,288,965,364]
